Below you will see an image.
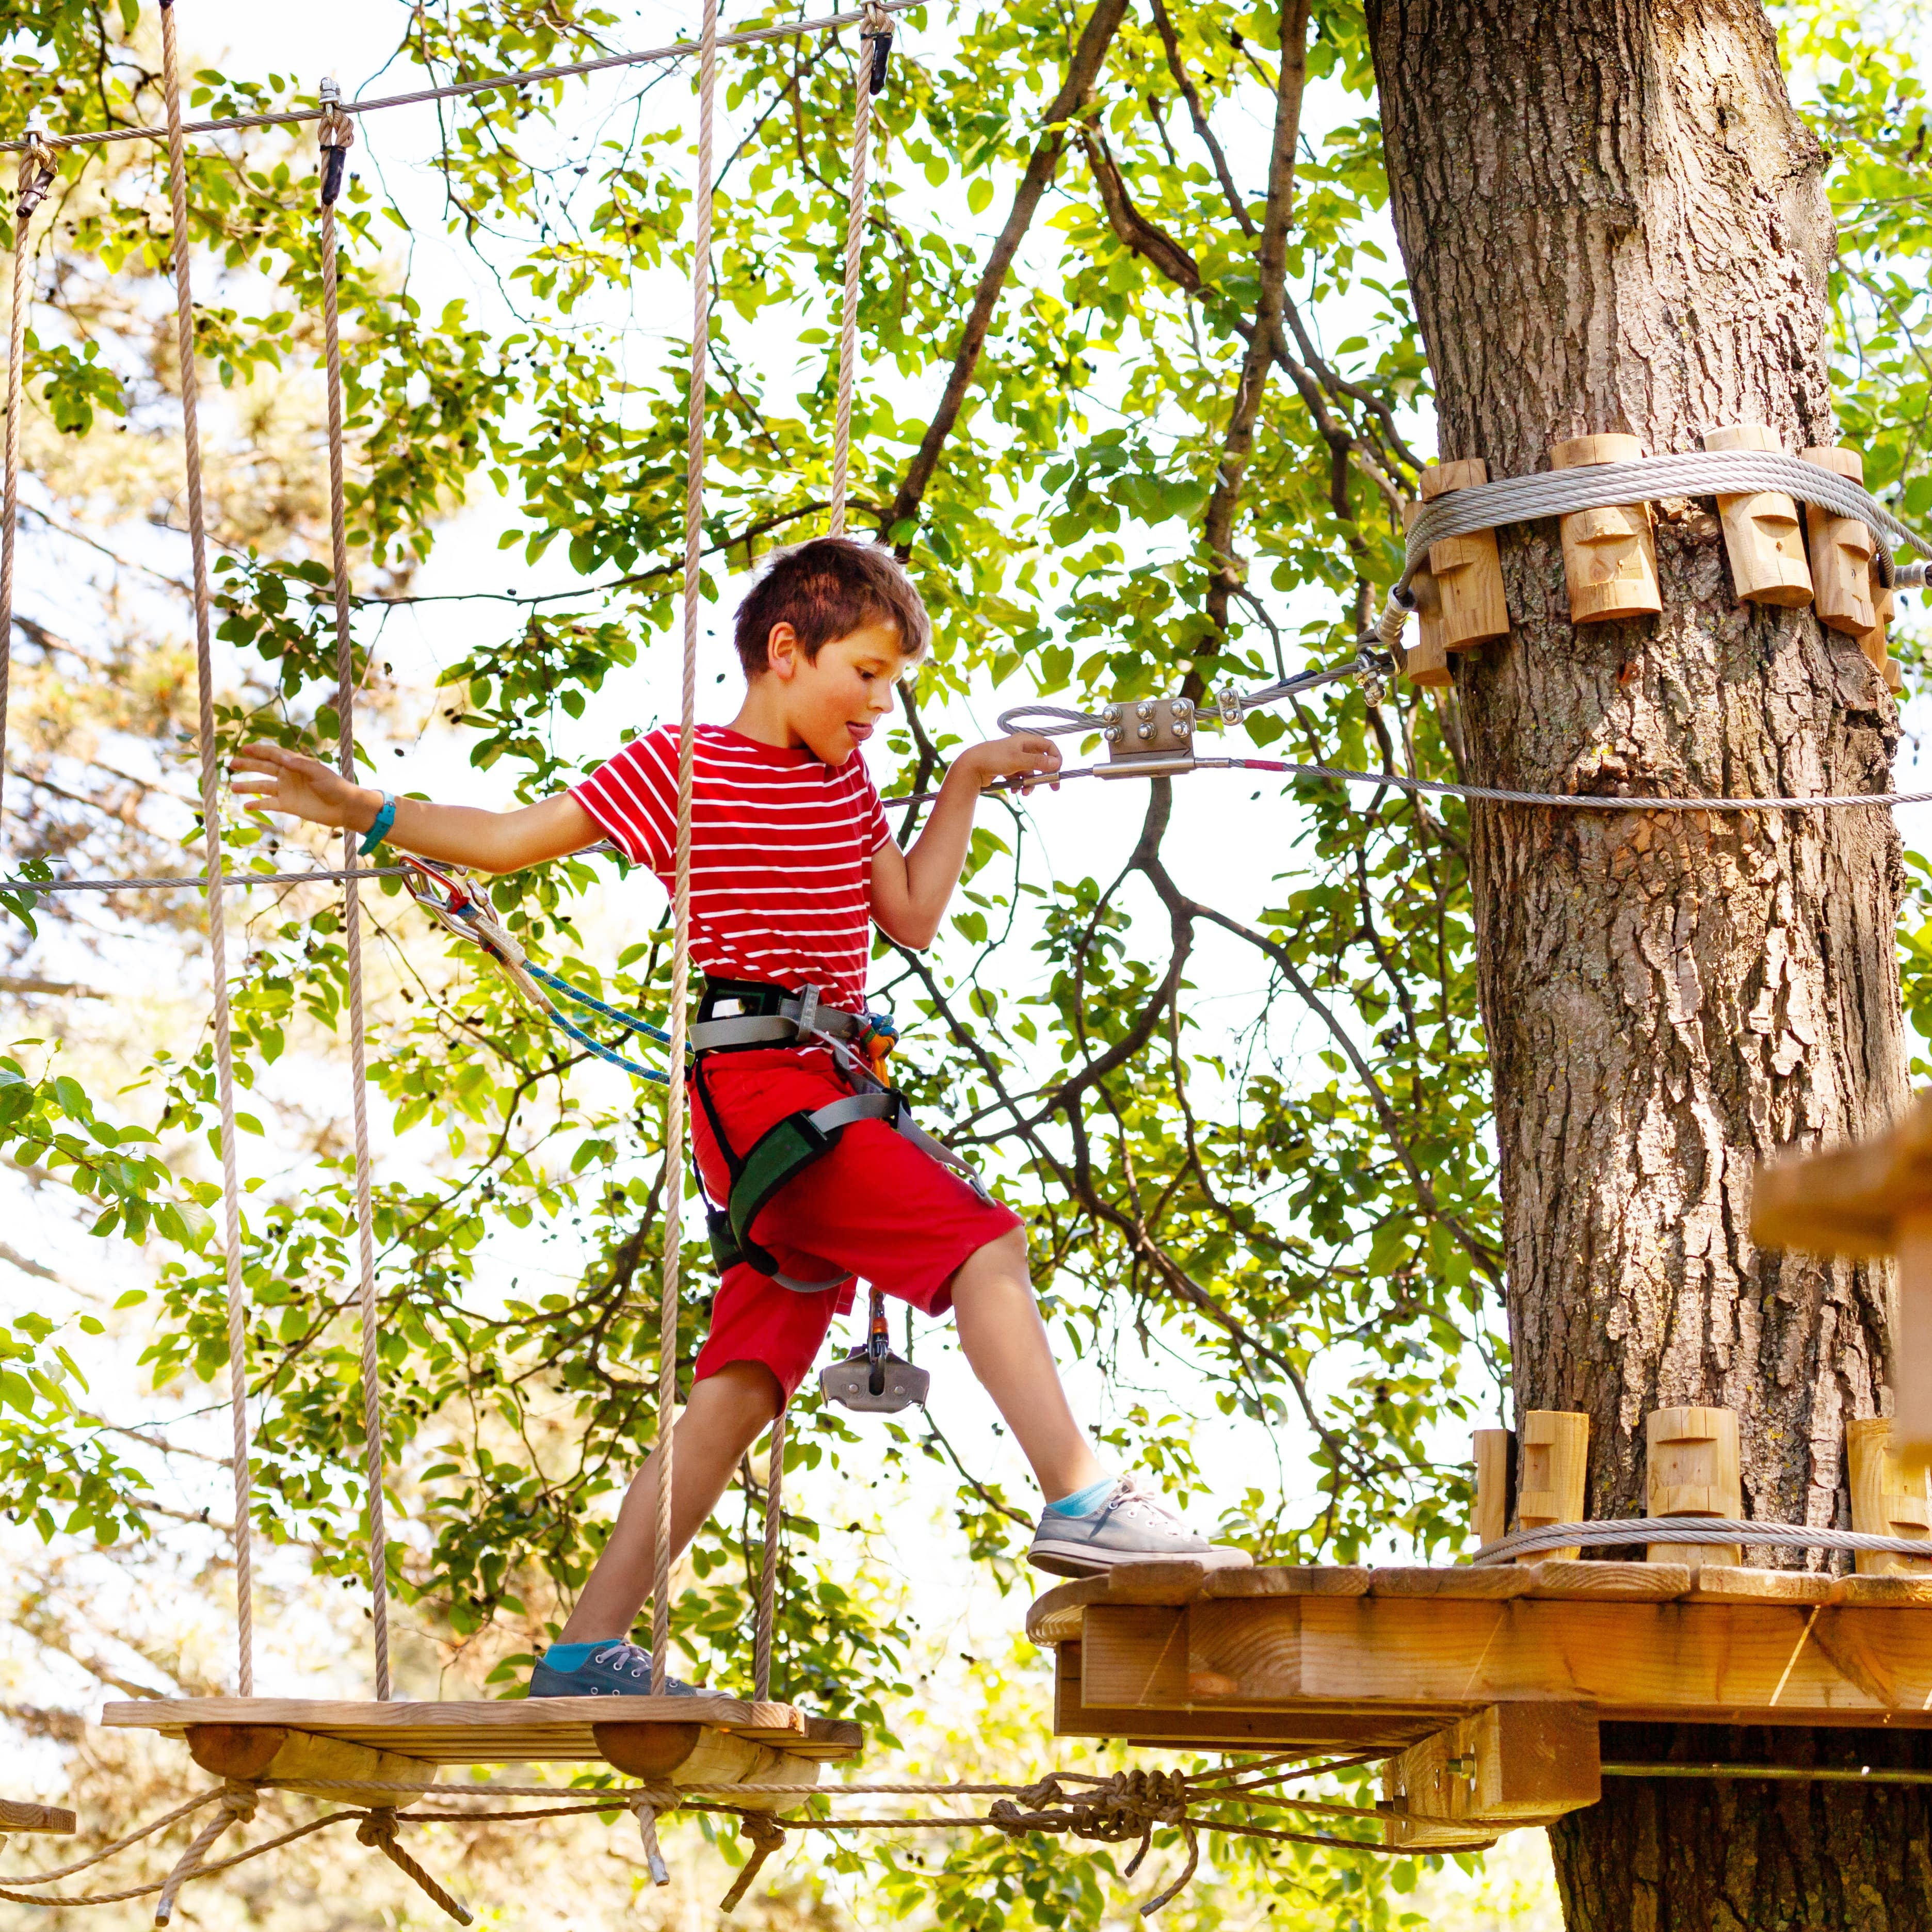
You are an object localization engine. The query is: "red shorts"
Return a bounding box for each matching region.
[688,1048,1022,1398]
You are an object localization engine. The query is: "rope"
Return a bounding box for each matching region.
[154,1780,257,1927]
[990,1768,1196,1916]
[626,1785,680,1888]
[0,122,55,835]
[0,1789,226,1885]
[1,1,929,155]
[0,1810,351,1911]
[718,1813,786,1912]
[827,4,890,534]
[654,0,721,1700]
[160,0,255,1701]
[1472,1517,1932,1565]
[753,1407,784,1702]
[356,1809,472,1923]
[316,72,392,1705]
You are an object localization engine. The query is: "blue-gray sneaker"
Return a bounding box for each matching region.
[529,1639,703,1698]
[1027,1474,1252,1580]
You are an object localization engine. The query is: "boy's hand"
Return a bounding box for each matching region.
[951,732,1062,796]
[231,743,381,832]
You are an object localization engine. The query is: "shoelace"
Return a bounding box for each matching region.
[591,1641,654,1679]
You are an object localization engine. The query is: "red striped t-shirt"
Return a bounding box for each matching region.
[571,725,892,1010]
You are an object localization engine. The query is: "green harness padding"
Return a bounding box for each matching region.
[705,1090,907,1292]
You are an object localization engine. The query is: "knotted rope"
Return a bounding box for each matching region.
[314,68,392,1706]
[356,1808,472,1923]
[827,1,890,533]
[992,1769,1197,1917]
[0,119,55,833]
[625,1785,680,1888]
[160,0,256,1699]
[653,0,721,1701]
[153,1780,257,1927]
[719,1813,787,1911]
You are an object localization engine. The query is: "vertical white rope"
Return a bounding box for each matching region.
[653,0,720,1697]
[161,0,254,1697]
[0,126,54,834]
[752,1408,784,1700]
[316,78,391,1703]
[827,14,883,537]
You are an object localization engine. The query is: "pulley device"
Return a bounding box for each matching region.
[819,1287,929,1413]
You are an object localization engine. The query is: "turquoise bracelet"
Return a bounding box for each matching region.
[359,791,398,855]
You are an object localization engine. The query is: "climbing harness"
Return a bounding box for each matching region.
[687,977,986,1294]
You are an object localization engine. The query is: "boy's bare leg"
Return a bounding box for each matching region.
[559,1359,782,1644]
[949,1227,1108,1501]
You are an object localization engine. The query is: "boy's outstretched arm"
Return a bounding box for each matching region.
[871,732,1059,949]
[230,742,601,874]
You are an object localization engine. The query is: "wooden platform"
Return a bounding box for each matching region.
[1,1799,76,1833]
[1029,1560,1932,1752]
[100,1697,864,1772]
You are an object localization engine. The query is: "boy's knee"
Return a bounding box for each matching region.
[953,1225,1032,1294]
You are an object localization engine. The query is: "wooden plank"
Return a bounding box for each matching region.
[1681,1567,1841,1604]
[1052,1645,1442,1753]
[100,1698,862,1766]
[1369,1567,1533,1599]
[1527,1562,1692,1601]
[593,1724,822,1806]
[1750,1091,1932,1258]
[1089,1596,1932,1725]
[0,1799,76,1834]
[1203,1566,1371,1599]
[1836,1575,1932,1608]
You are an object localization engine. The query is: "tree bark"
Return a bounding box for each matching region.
[1365,3,1913,1924]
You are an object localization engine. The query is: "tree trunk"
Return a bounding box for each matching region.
[1364,3,1914,1924]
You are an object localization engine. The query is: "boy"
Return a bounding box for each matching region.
[232,537,1244,1699]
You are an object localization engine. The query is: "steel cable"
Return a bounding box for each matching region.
[0,1,929,155]
[1473,1517,1932,1565]
[160,0,255,1699]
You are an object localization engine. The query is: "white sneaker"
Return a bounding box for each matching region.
[1026,1474,1252,1579]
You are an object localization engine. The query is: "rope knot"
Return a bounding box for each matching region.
[15,128,57,224]
[317,76,355,208]
[217,1778,260,1826]
[626,1784,680,1890]
[989,1769,1197,1916]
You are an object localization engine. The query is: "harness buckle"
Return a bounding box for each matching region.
[793,984,820,1040]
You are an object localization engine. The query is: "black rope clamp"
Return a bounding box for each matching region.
[859,0,893,93]
[318,75,356,208]
[14,123,56,224]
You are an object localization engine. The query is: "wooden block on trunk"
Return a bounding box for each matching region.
[1550,433,1662,623]
[1751,1095,1932,1463]
[1886,649,1904,694]
[1526,1561,1693,1600]
[1847,1415,1932,1576]
[1381,1701,1600,1852]
[1646,1406,1743,1570]
[1403,499,1451,687]
[184,1725,440,1800]
[1420,458,1510,649]
[1369,1566,1534,1599]
[1799,446,1877,635]
[1474,1426,1514,1549]
[1703,424,1815,606]
[1516,1410,1589,1561]
[0,1799,76,1833]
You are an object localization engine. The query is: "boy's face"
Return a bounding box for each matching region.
[763,618,915,764]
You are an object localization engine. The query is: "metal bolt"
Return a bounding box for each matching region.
[1446,1756,1476,1779]
[1102,705,1119,725]
[1104,725,1122,744]
[1137,722,1153,740]
[1137,700,1154,721]
[1174,717,1190,738]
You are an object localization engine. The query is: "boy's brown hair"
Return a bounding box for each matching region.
[733,536,930,675]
